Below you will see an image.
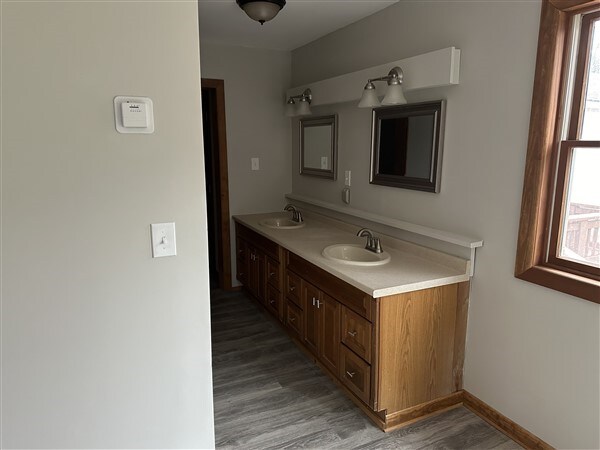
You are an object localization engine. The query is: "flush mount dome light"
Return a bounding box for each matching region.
[236,0,286,25]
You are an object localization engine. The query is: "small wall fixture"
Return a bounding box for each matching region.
[285,88,312,117]
[358,66,407,108]
[236,0,286,25]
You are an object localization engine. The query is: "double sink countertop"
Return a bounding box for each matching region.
[234,211,470,298]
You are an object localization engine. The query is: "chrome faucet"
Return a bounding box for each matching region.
[357,228,383,253]
[284,204,304,223]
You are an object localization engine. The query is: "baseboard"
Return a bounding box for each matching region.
[462,390,553,450]
[384,391,464,432]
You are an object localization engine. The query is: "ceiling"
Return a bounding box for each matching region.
[198,0,398,51]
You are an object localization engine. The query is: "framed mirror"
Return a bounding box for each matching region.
[300,115,338,180]
[370,100,445,192]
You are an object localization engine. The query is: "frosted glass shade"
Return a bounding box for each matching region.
[358,88,381,108]
[241,2,282,24]
[285,102,296,117]
[296,99,311,116]
[382,84,407,105]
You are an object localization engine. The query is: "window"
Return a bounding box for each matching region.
[515,0,600,303]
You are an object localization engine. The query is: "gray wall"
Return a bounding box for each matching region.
[291,2,599,448]
[199,42,292,286]
[1,2,215,448]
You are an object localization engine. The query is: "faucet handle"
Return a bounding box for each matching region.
[295,211,304,223]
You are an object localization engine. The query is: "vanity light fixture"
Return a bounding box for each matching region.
[285,88,312,117]
[236,0,286,25]
[358,66,407,108]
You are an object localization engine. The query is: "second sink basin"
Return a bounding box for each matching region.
[322,244,391,266]
[259,217,306,229]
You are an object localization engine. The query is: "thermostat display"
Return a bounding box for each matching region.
[114,96,154,134]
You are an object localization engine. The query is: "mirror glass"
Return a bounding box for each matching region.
[300,115,337,179]
[370,100,445,192]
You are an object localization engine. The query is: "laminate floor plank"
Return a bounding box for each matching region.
[211,290,521,450]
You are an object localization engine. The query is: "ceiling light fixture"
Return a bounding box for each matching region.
[236,0,286,25]
[358,66,407,108]
[285,89,312,117]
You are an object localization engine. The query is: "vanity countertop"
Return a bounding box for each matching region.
[233,212,470,298]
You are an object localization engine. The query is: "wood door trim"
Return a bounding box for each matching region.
[202,78,232,290]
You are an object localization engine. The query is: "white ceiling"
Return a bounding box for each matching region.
[198,0,398,51]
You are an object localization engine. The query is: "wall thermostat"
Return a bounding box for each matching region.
[114,96,154,134]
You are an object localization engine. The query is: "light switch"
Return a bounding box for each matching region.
[151,222,177,258]
[321,156,329,169]
[251,158,260,171]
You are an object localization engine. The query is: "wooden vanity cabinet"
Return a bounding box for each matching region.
[234,221,469,432]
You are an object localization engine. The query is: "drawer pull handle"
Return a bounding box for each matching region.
[348,330,357,337]
[346,371,355,378]
[289,285,296,291]
[269,272,275,277]
[289,317,296,322]
[270,299,276,305]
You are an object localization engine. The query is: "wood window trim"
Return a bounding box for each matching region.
[515,0,600,304]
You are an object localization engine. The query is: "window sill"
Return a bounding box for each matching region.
[516,264,600,303]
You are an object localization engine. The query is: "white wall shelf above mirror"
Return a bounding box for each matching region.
[286,47,460,107]
[285,192,483,276]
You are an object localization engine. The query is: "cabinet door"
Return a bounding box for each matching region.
[302,281,320,355]
[257,250,266,303]
[236,238,248,285]
[319,293,340,375]
[247,246,258,297]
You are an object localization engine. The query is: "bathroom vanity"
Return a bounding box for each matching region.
[234,211,471,432]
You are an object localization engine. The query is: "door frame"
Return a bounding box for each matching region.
[202,78,232,290]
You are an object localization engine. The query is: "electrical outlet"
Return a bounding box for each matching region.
[251,158,260,171]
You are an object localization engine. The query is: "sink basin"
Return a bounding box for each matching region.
[322,244,391,266]
[259,217,306,229]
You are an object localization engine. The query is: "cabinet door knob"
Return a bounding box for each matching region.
[348,330,357,337]
[289,285,296,291]
[269,272,275,277]
[289,317,296,322]
[346,371,355,378]
[270,299,275,305]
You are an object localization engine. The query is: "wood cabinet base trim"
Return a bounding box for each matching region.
[462,390,553,450]
[383,391,464,432]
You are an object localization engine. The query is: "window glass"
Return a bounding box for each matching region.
[581,19,600,139]
[559,146,600,268]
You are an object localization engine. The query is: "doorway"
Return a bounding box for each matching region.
[201,78,232,290]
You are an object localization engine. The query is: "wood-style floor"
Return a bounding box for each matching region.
[211,289,520,450]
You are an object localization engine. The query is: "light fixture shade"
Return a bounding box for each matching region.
[237,0,285,25]
[296,99,311,116]
[382,84,407,105]
[358,86,381,108]
[285,101,296,117]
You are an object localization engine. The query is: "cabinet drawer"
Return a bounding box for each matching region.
[288,252,373,320]
[340,345,371,405]
[266,257,280,289]
[265,284,281,316]
[285,300,304,340]
[285,271,301,307]
[341,307,372,363]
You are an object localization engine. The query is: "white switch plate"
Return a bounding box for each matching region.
[344,170,352,186]
[321,156,329,169]
[151,222,176,258]
[251,157,260,171]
